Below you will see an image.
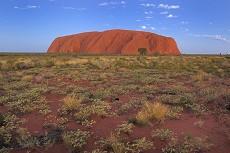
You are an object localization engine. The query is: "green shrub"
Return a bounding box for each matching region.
[162,135,213,153]
[15,62,30,69]
[16,129,40,149]
[115,122,134,135]
[62,130,90,152]
[152,129,175,141]
[138,48,147,55]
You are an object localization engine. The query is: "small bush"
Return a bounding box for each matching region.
[194,120,204,128]
[152,129,175,141]
[98,133,153,153]
[129,137,153,152]
[108,133,126,153]
[146,102,169,120]
[89,59,114,70]
[177,93,195,107]
[16,129,40,149]
[15,62,30,69]
[115,122,134,135]
[135,110,149,125]
[162,135,213,153]
[193,70,211,82]
[62,130,90,152]
[138,48,147,55]
[135,102,169,125]
[44,60,55,67]
[62,94,83,111]
[21,75,33,82]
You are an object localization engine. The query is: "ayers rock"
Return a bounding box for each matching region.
[47,29,181,55]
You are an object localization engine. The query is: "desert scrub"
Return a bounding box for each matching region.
[74,100,112,126]
[66,71,81,82]
[43,115,68,130]
[81,119,96,128]
[193,120,204,128]
[135,102,169,125]
[199,88,219,104]
[164,85,189,95]
[109,85,127,95]
[138,85,157,94]
[162,135,213,153]
[106,133,126,153]
[4,84,49,114]
[14,60,35,70]
[0,113,21,145]
[193,70,211,82]
[221,89,230,100]
[177,93,196,107]
[90,100,112,117]
[152,129,175,141]
[89,58,114,70]
[36,97,52,116]
[62,130,90,152]
[97,133,153,153]
[110,84,138,95]
[3,81,31,91]
[0,147,11,153]
[41,132,56,150]
[128,137,153,153]
[74,107,92,122]
[91,88,112,100]
[190,103,207,116]
[166,106,183,119]
[115,122,134,135]
[21,75,33,82]
[160,93,196,108]
[118,98,146,114]
[61,94,83,112]
[16,128,40,149]
[159,95,177,105]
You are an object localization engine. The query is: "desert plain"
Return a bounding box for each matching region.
[0,53,230,153]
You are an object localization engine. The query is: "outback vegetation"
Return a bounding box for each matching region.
[0,53,230,153]
[138,48,147,55]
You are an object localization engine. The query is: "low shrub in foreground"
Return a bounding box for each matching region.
[162,135,213,153]
[62,94,83,111]
[152,129,175,141]
[135,102,169,125]
[62,130,90,152]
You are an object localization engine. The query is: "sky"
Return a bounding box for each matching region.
[0,0,230,54]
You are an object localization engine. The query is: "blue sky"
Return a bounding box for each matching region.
[0,0,230,54]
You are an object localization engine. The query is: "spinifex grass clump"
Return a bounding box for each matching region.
[134,102,169,125]
[62,94,83,111]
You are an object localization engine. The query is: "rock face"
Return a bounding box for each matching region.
[47,29,181,55]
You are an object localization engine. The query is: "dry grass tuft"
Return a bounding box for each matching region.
[136,102,168,125]
[108,133,126,153]
[62,94,83,111]
[21,75,33,82]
